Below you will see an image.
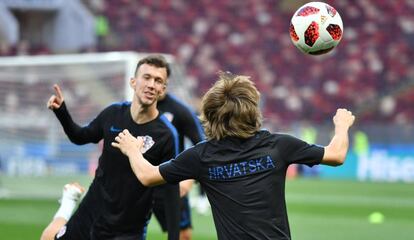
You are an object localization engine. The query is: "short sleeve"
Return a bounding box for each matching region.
[159,148,201,184]
[279,134,324,167]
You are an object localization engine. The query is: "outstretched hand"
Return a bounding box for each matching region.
[47,84,65,110]
[111,129,144,157]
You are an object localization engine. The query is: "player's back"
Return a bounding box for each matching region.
[195,130,292,239]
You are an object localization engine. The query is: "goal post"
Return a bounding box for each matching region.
[0,51,192,198]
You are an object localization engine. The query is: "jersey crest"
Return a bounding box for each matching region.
[141,135,155,153]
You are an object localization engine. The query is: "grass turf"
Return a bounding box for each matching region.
[0,178,413,240]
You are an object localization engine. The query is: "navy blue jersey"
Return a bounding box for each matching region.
[157,93,204,151]
[54,101,178,237]
[153,93,205,237]
[159,130,324,240]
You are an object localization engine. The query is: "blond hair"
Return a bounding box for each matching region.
[200,72,262,140]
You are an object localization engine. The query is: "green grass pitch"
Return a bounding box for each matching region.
[0,178,413,240]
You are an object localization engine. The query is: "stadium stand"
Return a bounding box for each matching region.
[1,0,414,125]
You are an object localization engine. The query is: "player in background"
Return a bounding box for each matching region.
[41,55,180,240]
[112,72,355,240]
[153,89,205,240]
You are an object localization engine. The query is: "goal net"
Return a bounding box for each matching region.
[0,52,192,198]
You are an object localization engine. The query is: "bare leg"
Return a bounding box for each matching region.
[40,183,85,240]
[180,228,192,240]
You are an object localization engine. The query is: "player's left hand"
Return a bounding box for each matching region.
[333,108,355,130]
[111,129,144,157]
[179,179,194,197]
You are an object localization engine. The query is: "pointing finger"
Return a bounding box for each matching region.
[54,84,63,99]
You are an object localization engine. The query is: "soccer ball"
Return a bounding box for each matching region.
[289,2,343,55]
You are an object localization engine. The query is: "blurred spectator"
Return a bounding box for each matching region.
[0,42,12,56]
[4,0,414,125]
[16,40,30,56]
[353,130,370,158]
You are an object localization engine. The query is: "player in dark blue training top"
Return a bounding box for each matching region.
[153,92,205,240]
[113,72,355,240]
[41,55,180,240]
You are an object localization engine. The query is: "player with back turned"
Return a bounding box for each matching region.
[112,72,356,240]
[40,55,180,240]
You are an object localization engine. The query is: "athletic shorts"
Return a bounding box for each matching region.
[54,182,100,240]
[54,181,147,240]
[152,195,192,231]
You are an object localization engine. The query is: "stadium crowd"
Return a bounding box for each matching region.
[1,0,413,126]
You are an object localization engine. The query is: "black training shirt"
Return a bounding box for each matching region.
[54,101,178,235]
[157,93,205,151]
[155,93,205,239]
[159,130,324,240]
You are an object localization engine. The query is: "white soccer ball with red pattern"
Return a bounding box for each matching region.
[290,2,343,55]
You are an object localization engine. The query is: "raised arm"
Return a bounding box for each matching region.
[112,129,166,186]
[47,84,103,144]
[322,108,355,166]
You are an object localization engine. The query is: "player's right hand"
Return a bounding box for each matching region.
[47,84,64,110]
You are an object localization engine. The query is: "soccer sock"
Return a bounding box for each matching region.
[53,184,83,221]
[53,196,78,221]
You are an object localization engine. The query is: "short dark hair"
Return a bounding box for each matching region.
[135,55,171,77]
